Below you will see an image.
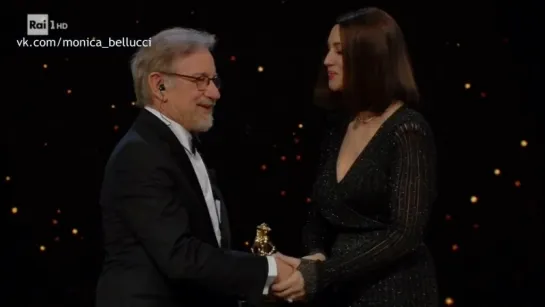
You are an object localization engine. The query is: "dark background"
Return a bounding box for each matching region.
[3,1,544,306]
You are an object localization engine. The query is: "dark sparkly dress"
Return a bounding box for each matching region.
[298,106,439,307]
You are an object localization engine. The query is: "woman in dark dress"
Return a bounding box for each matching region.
[272,8,439,307]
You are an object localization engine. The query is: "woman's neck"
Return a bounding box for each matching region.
[353,101,404,125]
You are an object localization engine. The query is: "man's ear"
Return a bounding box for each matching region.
[148,72,165,99]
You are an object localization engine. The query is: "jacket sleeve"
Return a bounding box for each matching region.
[298,122,437,298]
[111,143,269,304]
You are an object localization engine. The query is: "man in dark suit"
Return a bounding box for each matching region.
[96,27,294,307]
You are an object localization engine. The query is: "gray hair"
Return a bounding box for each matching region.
[130,27,216,107]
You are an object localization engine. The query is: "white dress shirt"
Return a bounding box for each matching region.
[145,107,277,294]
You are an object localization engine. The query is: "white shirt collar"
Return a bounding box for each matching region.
[144,106,194,154]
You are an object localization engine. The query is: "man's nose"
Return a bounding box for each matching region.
[206,82,221,100]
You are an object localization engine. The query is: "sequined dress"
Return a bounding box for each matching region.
[298,106,439,307]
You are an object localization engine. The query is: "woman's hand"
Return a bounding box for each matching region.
[272,253,306,302]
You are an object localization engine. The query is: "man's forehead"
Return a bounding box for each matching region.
[173,50,216,75]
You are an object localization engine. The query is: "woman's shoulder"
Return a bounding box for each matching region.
[321,111,349,137]
[389,106,434,137]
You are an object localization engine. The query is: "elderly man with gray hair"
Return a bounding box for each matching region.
[96,28,295,307]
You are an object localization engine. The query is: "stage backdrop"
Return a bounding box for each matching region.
[4,2,544,307]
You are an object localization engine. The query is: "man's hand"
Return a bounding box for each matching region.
[274,254,296,284]
[271,253,306,302]
[303,253,326,262]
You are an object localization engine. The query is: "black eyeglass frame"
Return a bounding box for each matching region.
[158,71,221,90]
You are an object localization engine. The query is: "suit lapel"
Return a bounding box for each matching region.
[133,109,219,247]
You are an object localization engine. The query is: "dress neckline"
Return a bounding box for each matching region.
[334,104,407,185]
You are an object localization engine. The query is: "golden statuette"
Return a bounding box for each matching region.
[251,223,276,256]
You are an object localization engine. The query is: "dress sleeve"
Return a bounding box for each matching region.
[298,121,437,297]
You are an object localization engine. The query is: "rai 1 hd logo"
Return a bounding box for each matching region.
[27,14,68,36]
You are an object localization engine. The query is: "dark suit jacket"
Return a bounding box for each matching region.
[96,109,269,307]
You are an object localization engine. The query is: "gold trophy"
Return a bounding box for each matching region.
[249,223,278,306]
[251,223,276,256]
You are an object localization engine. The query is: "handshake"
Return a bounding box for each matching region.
[268,252,326,303]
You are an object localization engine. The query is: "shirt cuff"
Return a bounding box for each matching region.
[262,256,277,295]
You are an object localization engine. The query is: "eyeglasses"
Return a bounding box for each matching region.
[159,71,221,90]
